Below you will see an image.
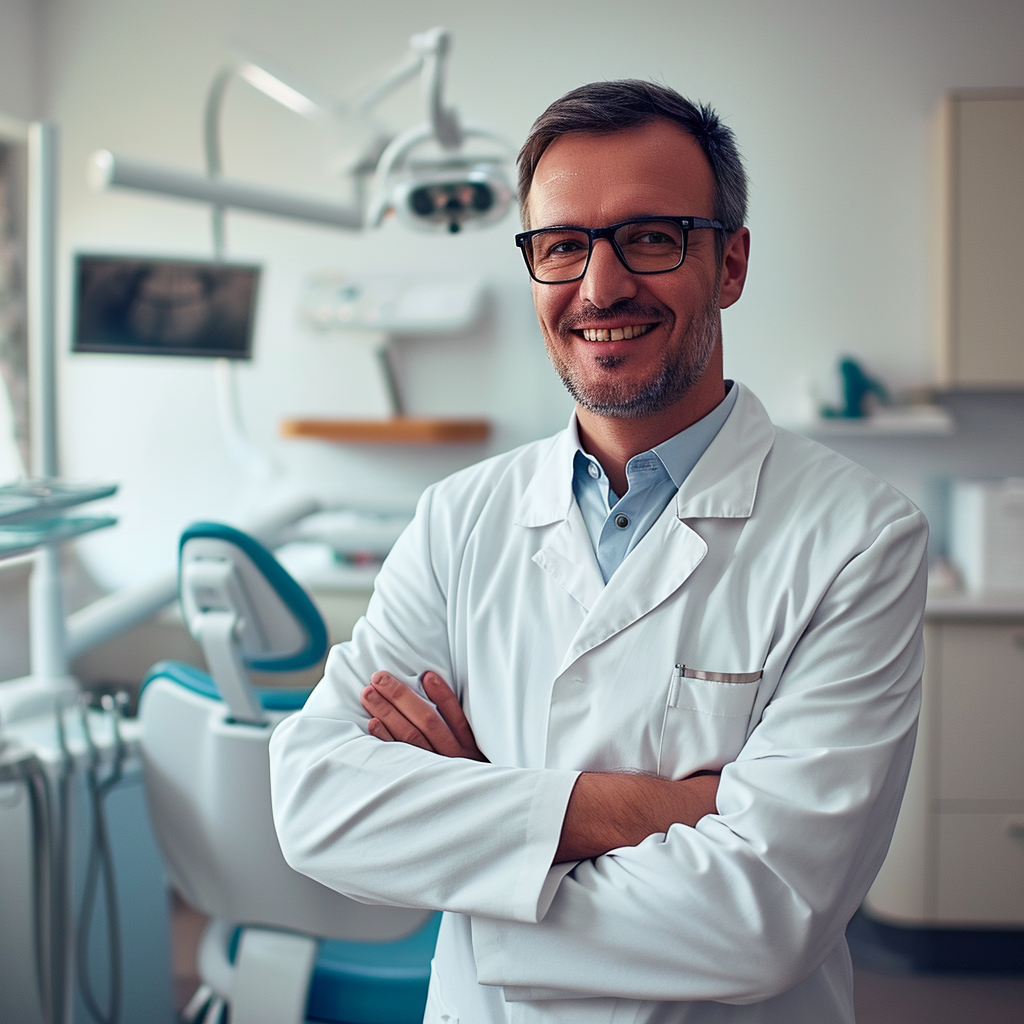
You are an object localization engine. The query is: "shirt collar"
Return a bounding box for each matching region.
[650,381,738,487]
[516,382,771,528]
[568,381,739,489]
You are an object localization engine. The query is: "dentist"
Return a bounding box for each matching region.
[270,80,928,1024]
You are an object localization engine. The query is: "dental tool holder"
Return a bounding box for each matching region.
[0,480,118,558]
[4,696,134,778]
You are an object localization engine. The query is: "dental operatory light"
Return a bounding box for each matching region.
[89,27,514,237]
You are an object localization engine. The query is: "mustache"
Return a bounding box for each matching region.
[557,300,668,333]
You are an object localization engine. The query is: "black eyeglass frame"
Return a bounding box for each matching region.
[514,216,728,284]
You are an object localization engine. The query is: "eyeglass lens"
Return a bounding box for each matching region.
[524,220,686,282]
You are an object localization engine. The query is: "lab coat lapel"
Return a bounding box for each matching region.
[557,383,776,672]
[531,504,607,612]
[515,427,606,612]
[558,509,708,671]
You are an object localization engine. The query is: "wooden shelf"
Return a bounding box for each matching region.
[281,417,491,445]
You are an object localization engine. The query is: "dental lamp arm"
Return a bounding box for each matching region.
[350,50,424,117]
[414,28,462,150]
[348,26,461,151]
[88,152,364,230]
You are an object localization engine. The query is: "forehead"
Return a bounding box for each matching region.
[526,119,715,229]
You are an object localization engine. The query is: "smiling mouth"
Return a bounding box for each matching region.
[579,323,655,342]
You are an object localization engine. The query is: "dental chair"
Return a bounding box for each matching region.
[138,522,439,1024]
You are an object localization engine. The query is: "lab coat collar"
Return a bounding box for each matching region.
[673,381,774,520]
[513,419,581,529]
[514,382,775,529]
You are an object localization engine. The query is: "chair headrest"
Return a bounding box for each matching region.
[179,521,329,673]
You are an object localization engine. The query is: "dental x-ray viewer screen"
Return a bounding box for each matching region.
[73,255,260,359]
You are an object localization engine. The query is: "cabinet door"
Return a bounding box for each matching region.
[864,625,941,923]
[937,621,1024,803]
[943,93,1024,387]
[935,812,1024,924]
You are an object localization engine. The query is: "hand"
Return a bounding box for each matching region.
[361,670,487,762]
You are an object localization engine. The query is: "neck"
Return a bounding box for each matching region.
[576,371,726,498]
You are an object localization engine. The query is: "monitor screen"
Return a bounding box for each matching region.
[72,255,260,359]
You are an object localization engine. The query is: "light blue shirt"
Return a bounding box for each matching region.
[571,382,738,583]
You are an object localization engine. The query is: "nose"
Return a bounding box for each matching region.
[578,238,638,310]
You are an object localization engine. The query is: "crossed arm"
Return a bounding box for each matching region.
[361,670,720,863]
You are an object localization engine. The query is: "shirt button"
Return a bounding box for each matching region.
[588,463,600,479]
[615,514,629,529]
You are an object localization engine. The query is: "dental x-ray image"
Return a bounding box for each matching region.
[73,255,260,358]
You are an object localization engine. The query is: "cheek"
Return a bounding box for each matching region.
[532,286,570,333]
[649,279,702,326]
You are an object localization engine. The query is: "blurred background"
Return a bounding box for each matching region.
[1,1,1022,1022]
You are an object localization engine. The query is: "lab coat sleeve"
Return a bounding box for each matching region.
[269,485,580,924]
[471,508,928,1004]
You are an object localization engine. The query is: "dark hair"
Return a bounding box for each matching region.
[517,80,748,250]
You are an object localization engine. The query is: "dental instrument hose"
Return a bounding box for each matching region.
[75,696,126,1024]
[0,744,56,1024]
[6,702,74,1024]
[53,703,75,1024]
[24,760,54,1021]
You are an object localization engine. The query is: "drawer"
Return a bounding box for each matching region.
[937,622,1024,802]
[935,811,1024,924]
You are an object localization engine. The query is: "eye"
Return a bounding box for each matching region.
[619,222,682,247]
[532,230,589,264]
[549,238,586,254]
[635,230,674,245]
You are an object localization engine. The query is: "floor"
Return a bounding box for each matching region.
[172,895,209,1013]
[852,969,1024,1023]
[171,896,1024,1023]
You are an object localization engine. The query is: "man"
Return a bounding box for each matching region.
[270,80,928,1024]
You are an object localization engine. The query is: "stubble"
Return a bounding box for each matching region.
[546,293,721,419]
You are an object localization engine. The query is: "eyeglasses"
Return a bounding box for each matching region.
[514,216,726,284]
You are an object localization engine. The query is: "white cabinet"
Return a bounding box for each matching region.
[865,614,1024,926]
[937,91,1024,387]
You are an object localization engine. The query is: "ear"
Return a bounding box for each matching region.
[718,227,750,310]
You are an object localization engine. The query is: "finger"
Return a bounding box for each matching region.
[361,684,433,751]
[369,672,461,755]
[421,672,483,755]
[366,718,395,742]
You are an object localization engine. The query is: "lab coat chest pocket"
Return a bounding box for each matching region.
[657,666,762,777]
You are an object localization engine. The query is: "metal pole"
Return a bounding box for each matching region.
[28,122,58,479]
[27,122,70,686]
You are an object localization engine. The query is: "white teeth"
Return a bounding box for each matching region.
[581,323,653,342]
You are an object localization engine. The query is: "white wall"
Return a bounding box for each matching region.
[34,0,1024,587]
[0,0,40,120]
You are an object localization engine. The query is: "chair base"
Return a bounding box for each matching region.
[186,914,441,1024]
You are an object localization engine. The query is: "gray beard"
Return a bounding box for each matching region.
[550,295,720,420]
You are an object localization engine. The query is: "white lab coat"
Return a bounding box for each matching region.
[270,383,928,1024]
